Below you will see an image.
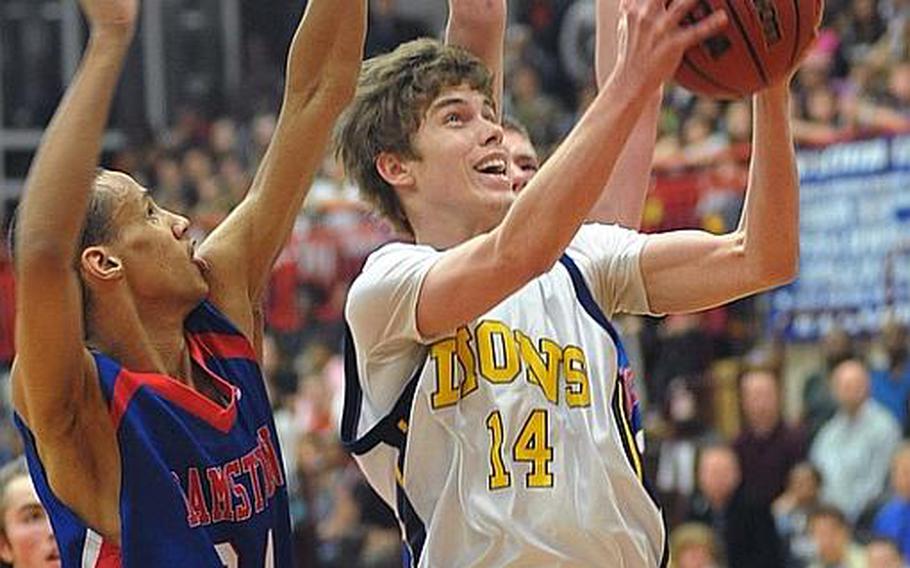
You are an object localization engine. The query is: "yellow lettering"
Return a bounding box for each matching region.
[430,338,460,409]
[477,321,519,384]
[563,346,591,407]
[516,332,562,404]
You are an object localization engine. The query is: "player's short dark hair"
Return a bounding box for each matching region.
[334,38,493,235]
[8,170,118,270]
[502,115,531,140]
[9,171,119,333]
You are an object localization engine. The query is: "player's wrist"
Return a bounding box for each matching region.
[88,24,136,51]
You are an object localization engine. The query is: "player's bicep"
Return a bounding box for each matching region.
[640,230,760,313]
[416,235,540,339]
[13,263,91,436]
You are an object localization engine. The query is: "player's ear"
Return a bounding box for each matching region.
[376,151,415,191]
[81,246,123,282]
[0,532,14,564]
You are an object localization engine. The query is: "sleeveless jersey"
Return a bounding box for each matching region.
[343,228,668,568]
[16,300,292,567]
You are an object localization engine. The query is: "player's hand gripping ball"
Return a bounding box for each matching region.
[673,0,824,99]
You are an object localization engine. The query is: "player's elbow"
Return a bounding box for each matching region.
[752,246,799,289]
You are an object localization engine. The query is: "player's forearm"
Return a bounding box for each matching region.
[283,0,366,109]
[737,85,799,285]
[588,91,659,228]
[209,1,365,301]
[494,78,649,272]
[16,31,131,265]
[590,0,658,228]
[445,0,506,115]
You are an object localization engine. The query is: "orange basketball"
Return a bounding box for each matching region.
[673,0,824,99]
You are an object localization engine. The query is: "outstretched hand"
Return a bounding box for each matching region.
[78,0,139,39]
[614,0,728,94]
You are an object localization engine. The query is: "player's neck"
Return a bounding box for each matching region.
[86,287,194,379]
[409,209,502,250]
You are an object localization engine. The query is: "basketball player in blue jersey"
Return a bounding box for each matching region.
[9,0,365,565]
[336,0,803,565]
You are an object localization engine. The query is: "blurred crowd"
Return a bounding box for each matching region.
[2,0,910,566]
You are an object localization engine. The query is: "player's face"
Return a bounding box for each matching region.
[405,86,514,232]
[502,129,539,193]
[101,171,209,305]
[0,476,60,568]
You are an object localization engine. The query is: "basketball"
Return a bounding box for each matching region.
[674,0,824,99]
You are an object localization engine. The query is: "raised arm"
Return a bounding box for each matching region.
[445,0,506,116]
[11,0,137,537]
[199,0,366,334]
[587,0,661,228]
[13,0,136,437]
[640,83,799,313]
[417,0,727,338]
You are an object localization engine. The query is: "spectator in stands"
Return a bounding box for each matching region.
[669,522,720,568]
[872,444,910,559]
[840,0,888,62]
[802,327,855,441]
[657,376,720,526]
[866,537,907,568]
[0,457,59,568]
[506,62,568,149]
[811,359,902,523]
[774,462,824,568]
[870,319,910,429]
[734,369,807,508]
[685,444,783,568]
[808,505,867,568]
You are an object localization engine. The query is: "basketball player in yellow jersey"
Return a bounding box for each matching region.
[337,0,798,566]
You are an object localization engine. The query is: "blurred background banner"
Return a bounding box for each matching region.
[771,135,910,342]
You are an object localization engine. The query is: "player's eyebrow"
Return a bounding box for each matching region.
[428,96,470,115]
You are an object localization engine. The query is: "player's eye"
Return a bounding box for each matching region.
[444,112,462,125]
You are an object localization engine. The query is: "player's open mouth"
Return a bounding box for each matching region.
[474,154,509,182]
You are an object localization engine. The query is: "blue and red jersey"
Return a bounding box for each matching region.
[16,300,292,567]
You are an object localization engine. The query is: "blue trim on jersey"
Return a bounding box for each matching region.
[557,255,631,369]
[341,321,427,563]
[341,322,426,455]
[558,253,668,568]
[341,323,364,451]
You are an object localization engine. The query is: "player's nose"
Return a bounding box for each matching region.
[171,215,190,239]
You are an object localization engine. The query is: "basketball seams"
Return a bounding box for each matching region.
[723,0,770,86]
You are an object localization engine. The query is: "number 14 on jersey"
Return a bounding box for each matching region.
[486,408,554,490]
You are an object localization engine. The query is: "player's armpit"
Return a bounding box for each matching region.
[12,352,123,542]
[639,229,796,314]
